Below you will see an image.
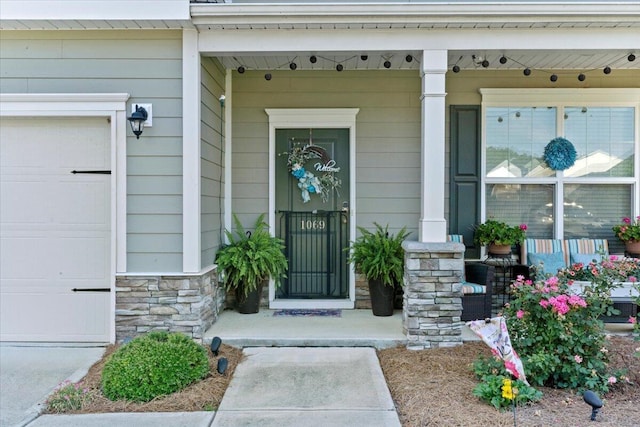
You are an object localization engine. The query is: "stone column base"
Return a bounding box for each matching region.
[402,241,465,350]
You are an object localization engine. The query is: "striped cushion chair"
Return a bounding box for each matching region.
[448,235,494,321]
[447,234,464,244]
[520,238,609,278]
[566,239,609,265]
[521,239,569,277]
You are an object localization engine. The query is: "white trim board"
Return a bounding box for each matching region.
[265,108,359,309]
[182,28,202,273]
[0,92,130,344]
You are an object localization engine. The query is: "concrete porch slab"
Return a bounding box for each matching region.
[204,308,481,349]
[204,309,408,349]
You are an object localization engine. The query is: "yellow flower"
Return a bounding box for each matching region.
[502,378,514,400]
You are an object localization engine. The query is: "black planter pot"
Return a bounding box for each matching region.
[235,282,264,314]
[393,282,404,310]
[369,278,395,316]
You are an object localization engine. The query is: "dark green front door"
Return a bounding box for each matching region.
[275,128,350,299]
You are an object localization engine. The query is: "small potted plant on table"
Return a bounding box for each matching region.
[474,219,527,256]
[215,214,288,314]
[612,216,640,256]
[348,223,410,316]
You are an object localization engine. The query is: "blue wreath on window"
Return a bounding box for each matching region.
[543,137,577,171]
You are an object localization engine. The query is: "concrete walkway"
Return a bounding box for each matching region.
[0,345,105,427]
[211,347,401,427]
[5,345,401,427]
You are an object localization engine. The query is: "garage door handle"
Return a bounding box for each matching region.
[71,170,111,175]
[72,288,111,292]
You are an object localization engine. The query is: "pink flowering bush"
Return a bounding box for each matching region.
[46,380,94,413]
[504,274,613,392]
[630,282,640,358]
[558,255,640,288]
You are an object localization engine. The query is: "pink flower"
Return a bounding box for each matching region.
[629,316,638,324]
[608,376,617,384]
[568,295,587,308]
[516,310,525,319]
[519,224,528,231]
[628,276,637,283]
[574,355,583,363]
[554,303,570,315]
[545,276,559,286]
[610,255,619,261]
[623,217,631,224]
[539,299,550,308]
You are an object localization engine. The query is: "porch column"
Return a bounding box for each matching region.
[183,29,202,272]
[419,50,448,243]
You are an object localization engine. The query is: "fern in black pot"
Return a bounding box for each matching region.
[348,223,410,316]
[215,214,288,313]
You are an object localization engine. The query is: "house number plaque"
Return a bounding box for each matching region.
[300,220,326,231]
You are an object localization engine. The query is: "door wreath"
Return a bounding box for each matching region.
[281,142,341,203]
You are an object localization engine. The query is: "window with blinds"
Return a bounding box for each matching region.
[484,102,637,251]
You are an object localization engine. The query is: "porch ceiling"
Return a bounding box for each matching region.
[215,50,639,72]
[195,2,640,72]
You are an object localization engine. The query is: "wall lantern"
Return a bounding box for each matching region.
[127,104,149,139]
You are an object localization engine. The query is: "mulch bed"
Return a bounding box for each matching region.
[378,336,640,427]
[47,343,243,414]
[48,335,639,426]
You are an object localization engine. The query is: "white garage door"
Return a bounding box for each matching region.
[1,117,111,342]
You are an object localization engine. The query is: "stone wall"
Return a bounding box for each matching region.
[355,274,371,309]
[402,241,465,350]
[115,267,225,342]
[356,274,403,310]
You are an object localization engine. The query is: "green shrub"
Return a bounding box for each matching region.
[101,331,210,402]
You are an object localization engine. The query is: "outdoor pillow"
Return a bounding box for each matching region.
[528,251,566,275]
[570,252,602,266]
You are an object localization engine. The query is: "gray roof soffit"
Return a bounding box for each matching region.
[190,2,640,27]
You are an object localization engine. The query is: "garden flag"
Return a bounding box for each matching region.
[468,316,529,385]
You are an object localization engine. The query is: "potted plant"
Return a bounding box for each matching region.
[612,216,640,256]
[215,214,288,314]
[348,223,410,316]
[473,219,527,256]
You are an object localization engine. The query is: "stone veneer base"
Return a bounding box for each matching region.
[402,241,465,350]
[115,267,225,342]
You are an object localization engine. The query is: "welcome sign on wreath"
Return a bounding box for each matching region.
[281,141,341,203]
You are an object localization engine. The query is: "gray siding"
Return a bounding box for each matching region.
[231,70,422,236]
[200,57,226,268]
[0,30,184,272]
